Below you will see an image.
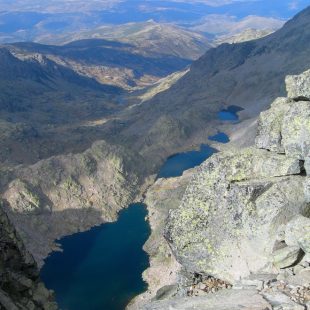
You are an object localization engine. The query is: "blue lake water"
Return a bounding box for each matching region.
[157,144,217,179]
[208,132,230,144]
[218,105,243,122]
[41,203,150,310]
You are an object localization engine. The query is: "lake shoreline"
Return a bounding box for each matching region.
[39,106,242,309]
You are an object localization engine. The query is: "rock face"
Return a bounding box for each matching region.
[256,99,310,159]
[164,69,310,286]
[285,215,310,254]
[128,170,193,309]
[165,150,306,282]
[286,69,310,100]
[0,202,57,309]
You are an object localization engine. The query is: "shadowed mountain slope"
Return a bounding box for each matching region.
[0,47,121,120]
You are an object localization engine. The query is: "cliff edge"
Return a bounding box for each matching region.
[0,202,57,309]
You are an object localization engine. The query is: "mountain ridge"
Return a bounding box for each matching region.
[5,24,210,91]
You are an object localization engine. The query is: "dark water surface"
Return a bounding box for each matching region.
[41,203,150,310]
[158,144,217,179]
[208,132,230,143]
[218,105,243,121]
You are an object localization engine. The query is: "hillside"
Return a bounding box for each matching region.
[214,28,275,45]
[0,47,124,166]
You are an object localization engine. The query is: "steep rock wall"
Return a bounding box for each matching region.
[0,202,57,309]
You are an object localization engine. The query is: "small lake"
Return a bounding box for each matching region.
[218,105,243,121]
[208,132,230,144]
[157,144,217,178]
[41,203,150,310]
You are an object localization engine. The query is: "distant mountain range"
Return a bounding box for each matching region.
[4,22,212,90]
[0,0,307,45]
[36,21,211,60]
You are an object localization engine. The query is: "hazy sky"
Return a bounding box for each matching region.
[0,0,309,42]
[0,0,308,15]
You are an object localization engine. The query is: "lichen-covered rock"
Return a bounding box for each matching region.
[128,172,191,309]
[303,178,310,203]
[255,97,293,152]
[282,101,310,159]
[286,69,310,100]
[165,148,307,282]
[256,99,310,159]
[4,179,44,214]
[286,268,310,287]
[272,246,302,269]
[256,69,310,159]
[0,202,58,309]
[285,215,310,254]
[262,291,305,310]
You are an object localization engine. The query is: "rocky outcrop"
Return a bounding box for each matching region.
[144,69,310,309]
[285,215,310,254]
[165,148,306,282]
[0,202,57,309]
[256,69,310,160]
[286,69,310,101]
[128,170,193,309]
[2,140,149,266]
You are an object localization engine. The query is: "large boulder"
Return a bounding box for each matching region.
[281,101,310,159]
[285,215,310,254]
[256,70,310,159]
[165,148,307,282]
[256,98,310,159]
[255,97,293,153]
[286,69,310,100]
